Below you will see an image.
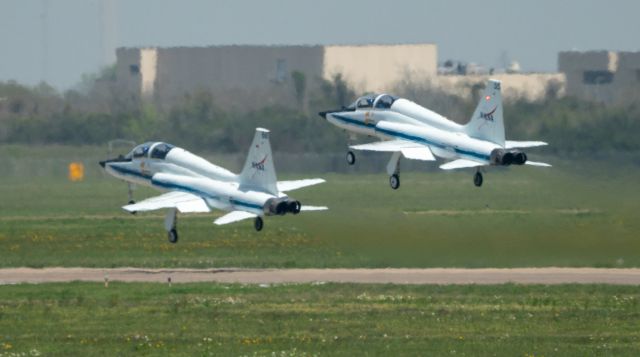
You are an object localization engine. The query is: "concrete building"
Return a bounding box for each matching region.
[114,44,437,110]
[559,50,640,105]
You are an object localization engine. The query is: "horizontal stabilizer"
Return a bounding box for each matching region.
[123,191,210,213]
[525,161,552,167]
[350,139,424,152]
[277,178,325,192]
[400,147,435,161]
[214,210,257,225]
[505,140,548,149]
[300,205,328,211]
[439,159,484,170]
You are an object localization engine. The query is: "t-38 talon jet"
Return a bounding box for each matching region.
[319,79,550,189]
[99,128,327,243]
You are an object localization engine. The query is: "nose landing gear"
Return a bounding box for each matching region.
[386,152,402,190]
[164,208,179,243]
[389,174,400,190]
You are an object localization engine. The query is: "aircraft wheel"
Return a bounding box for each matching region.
[254,217,264,232]
[127,200,137,215]
[346,151,356,165]
[389,174,400,190]
[168,229,179,244]
[293,201,301,215]
[474,172,483,187]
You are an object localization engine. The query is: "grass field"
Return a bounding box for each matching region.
[0,282,639,356]
[1,145,639,268]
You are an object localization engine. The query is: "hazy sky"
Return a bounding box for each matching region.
[1,0,638,89]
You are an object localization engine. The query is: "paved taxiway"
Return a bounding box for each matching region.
[1,268,639,285]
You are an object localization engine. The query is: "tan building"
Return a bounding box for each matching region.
[114,44,437,110]
[559,50,640,105]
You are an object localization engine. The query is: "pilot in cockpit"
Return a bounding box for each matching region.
[124,142,175,161]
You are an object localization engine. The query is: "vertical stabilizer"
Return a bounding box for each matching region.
[464,79,505,146]
[239,128,278,195]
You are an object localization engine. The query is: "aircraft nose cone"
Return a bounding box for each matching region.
[318,111,328,119]
[99,160,106,168]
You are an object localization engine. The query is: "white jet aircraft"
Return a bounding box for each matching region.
[319,79,550,189]
[99,128,327,243]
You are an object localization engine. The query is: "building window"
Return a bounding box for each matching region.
[275,59,287,83]
[583,70,613,85]
[129,64,140,75]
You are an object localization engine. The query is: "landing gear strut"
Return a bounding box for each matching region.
[127,182,135,204]
[165,208,179,243]
[254,217,264,232]
[474,171,483,187]
[346,151,356,165]
[127,183,137,214]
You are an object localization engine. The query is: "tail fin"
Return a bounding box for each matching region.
[239,128,278,195]
[464,79,505,147]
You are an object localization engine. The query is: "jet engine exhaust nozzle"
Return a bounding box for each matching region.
[264,198,302,216]
[490,149,527,166]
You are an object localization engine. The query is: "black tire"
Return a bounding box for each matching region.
[346,151,356,165]
[168,229,179,244]
[474,172,483,187]
[389,174,400,190]
[254,217,264,232]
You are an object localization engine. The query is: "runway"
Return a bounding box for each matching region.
[1,267,639,285]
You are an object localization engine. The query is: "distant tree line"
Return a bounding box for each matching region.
[0,76,639,155]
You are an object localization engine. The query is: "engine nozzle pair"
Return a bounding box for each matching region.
[490,149,527,166]
[264,198,302,216]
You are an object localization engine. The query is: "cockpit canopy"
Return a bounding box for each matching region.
[373,94,398,109]
[125,142,175,160]
[348,94,398,111]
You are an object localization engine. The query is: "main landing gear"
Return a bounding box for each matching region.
[346,150,356,165]
[474,170,483,187]
[165,208,179,243]
[254,217,264,232]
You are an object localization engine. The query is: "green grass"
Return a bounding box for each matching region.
[1,145,639,268]
[0,283,639,356]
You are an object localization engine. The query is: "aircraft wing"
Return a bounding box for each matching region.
[300,205,328,211]
[277,178,325,192]
[525,161,552,167]
[350,140,435,161]
[122,191,210,213]
[439,159,485,170]
[505,140,548,149]
[214,211,257,225]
